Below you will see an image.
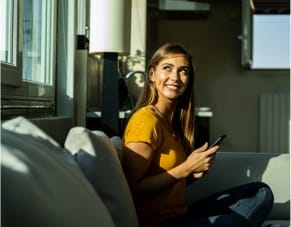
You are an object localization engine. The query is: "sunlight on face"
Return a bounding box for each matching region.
[150,54,190,101]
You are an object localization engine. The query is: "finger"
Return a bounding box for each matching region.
[206,145,219,155]
[193,172,204,179]
[194,142,208,153]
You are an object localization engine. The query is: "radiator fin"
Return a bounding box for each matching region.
[259,94,290,153]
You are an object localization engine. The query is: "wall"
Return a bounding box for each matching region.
[147,3,289,152]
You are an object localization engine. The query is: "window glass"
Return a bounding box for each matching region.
[0,0,15,64]
[252,14,290,69]
[22,0,54,84]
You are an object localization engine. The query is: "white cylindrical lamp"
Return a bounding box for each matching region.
[89,0,131,54]
[89,0,132,136]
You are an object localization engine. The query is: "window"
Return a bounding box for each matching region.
[1,0,57,119]
[22,0,55,84]
[1,0,20,85]
[0,0,16,65]
[241,1,290,70]
[252,14,290,70]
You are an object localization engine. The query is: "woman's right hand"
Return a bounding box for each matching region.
[184,143,219,179]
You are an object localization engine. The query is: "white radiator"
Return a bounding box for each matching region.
[259,94,290,153]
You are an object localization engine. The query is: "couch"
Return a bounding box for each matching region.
[1,116,290,227]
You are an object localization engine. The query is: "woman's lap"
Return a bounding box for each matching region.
[159,182,274,227]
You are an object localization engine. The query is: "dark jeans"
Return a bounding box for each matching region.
[160,182,274,227]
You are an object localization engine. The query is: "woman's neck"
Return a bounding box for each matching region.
[154,101,176,123]
[152,102,177,138]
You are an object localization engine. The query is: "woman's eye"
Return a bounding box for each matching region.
[163,65,172,71]
[180,68,189,75]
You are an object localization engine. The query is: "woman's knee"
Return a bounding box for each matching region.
[258,182,274,208]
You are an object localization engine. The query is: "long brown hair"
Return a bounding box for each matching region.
[130,43,196,153]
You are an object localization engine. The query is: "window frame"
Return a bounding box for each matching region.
[1,0,21,86]
[1,0,57,119]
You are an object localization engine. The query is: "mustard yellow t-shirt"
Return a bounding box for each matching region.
[123,106,188,227]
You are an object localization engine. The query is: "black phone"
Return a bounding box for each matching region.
[209,134,227,148]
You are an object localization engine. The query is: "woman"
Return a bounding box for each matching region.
[122,43,273,227]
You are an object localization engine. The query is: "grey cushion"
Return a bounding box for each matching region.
[110,135,123,160]
[64,127,139,227]
[2,117,114,227]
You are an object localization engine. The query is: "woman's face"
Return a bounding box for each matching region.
[150,54,190,101]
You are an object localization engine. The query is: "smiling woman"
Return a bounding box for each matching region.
[122,43,274,227]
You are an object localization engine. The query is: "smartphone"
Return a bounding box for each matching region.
[209,134,227,148]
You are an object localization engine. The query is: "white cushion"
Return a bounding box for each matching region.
[64,127,139,227]
[2,116,61,149]
[262,154,290,220]
[2,117,115,227]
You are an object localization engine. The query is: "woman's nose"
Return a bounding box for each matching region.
[169,70,179,81]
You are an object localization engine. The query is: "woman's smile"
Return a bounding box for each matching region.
[165,83,180,90]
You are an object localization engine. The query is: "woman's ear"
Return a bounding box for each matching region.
[149,68,154,82]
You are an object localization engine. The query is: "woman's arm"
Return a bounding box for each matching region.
[123,142,219,199]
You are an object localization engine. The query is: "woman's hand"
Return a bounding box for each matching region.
[184,143,219,179]
[123,142,219,199]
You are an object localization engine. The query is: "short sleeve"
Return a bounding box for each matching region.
[123,108,162,151]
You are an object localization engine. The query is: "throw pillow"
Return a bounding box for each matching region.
[64,127,139,227]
